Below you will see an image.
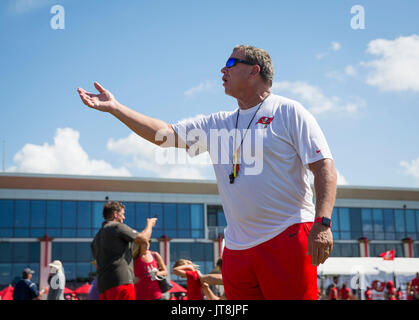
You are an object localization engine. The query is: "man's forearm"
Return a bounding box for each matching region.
[111,102,177,147]
[199,273,223,285]
[310,159,337,219]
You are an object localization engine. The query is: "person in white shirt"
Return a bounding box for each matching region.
[77,45,337,300]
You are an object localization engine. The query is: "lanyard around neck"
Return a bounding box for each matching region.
[230,95,269,183]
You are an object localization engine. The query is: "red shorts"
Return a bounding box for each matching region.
[99,284,136,300]
[222,222,317,300]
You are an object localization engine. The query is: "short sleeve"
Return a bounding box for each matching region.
[117,223,139,243]
[171,114,213,157]
[29,282,39,298]
[286,102,333,167]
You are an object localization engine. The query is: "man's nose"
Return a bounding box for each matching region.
[221,66,227,74]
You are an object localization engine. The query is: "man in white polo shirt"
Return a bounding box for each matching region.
[77,45,337,300]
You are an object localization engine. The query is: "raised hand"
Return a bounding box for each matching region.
[77,82,117,113]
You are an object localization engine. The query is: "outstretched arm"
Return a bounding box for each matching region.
[77,82,186,148]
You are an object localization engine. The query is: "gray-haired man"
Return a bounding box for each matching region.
[78,45,336,300]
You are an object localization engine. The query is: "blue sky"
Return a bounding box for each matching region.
[1,0,419,187]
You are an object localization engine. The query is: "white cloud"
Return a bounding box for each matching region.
[107,132,214,180]
[400,158,419,181]
[363,35,419,91]
[316,52,328,60]
[344,65,357,76]
[184,81,215,97]
[9,0,55,14]
[8,128,131,176]
[316,41,341,59]
[331,42,342,51]
[272,81,366,114]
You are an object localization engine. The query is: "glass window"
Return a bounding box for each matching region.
[0,242,12,263]
[13,242,29,263]
[416,210,419,233]
[62,201,77,228]
[394,210,405,232]
[31,200,46,228]
[64,263,76,282]
[373,209,384,239]
[177,204,191,238]
[77,229,91,238]
[0,228,13,237]
[76,242,93,262]
[92,202,105,229]
[14,229,29,237]
[29,242,40,263]
[30,229,46,237]
[77,202,91,229]
[0,200,13,228]
[405,210,416,233]
[361,208,373,232]
[76,263,92,280]
[46,228,61,237]
[124,202,135,229]
[136,203,149,230]
[0,264,12,286]
[191,204,204,238]
[349,208,362,239]
[61,243,76,262]
[46,201,61,228]
[52,242,62,261]
[217,210,227,227]
[150,203,163,235]
[340,243,359,257]
[415,243,419,258]
[383,209,395,240]
[62,229,76,238]
[15,200,30,228]
[163,203,177,230]
[339,208,350,231]
[331,208,339,231]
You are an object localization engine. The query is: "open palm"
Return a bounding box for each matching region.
[77,82,116,112]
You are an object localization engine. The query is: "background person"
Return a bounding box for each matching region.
[132,240,168,300]
[91,201,157,300]
[47,260,65,300]
[172,259,204,300]
[411,272,419,300]
[13,268,46,300]
[88,260,99,300]
[77,44,337,300]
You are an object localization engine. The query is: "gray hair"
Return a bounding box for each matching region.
[234,45,274,86]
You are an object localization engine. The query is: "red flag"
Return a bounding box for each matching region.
[379,249,395,260]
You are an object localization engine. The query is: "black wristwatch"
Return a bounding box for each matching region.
[314,217,332,228]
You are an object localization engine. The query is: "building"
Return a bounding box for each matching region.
[0,173,418,289]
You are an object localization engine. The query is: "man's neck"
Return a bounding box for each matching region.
[237,89,271,110]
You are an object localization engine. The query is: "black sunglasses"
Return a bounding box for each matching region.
[225,57,254,68]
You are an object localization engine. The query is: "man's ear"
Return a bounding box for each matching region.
[251,64,261,77]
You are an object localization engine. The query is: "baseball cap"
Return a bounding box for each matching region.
[22,267,35,275]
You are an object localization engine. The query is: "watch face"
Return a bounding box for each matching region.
[322,217,332,227]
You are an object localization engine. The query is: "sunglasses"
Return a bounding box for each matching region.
[225,57,254,68]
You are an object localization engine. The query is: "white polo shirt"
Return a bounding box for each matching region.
[172,94,333,250]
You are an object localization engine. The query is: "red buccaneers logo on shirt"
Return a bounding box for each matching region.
[256,116,274,125]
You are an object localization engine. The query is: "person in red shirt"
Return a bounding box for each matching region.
[339,283,350,300]
[132,240,168,300]
[364,287,373,300]
[411,273,419,300]
[385,280,396,300]
[328,283,338,300]
[172,259,204,300]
